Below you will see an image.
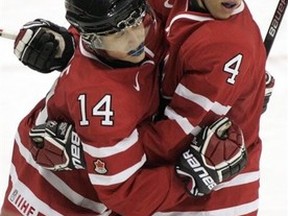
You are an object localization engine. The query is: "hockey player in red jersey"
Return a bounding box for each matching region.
[0,0,248,216]
[2,0,274,216]
[146,0,267,215]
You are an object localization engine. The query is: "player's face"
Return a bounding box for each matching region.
[102,23,146,63]
[200,0,242,19]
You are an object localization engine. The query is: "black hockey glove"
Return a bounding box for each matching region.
[29,121,86,171]
[262,71,275,113]
[175,117,247,196]
[14,19,74,73]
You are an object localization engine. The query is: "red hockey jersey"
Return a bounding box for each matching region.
[2,1,267,216]
[143,0,266,215]
[1,18,191,216]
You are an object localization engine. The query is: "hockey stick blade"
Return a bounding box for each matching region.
[264,0,288,57]
[0,29,17,40]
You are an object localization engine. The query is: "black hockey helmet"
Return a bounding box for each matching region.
[65,0,147,35]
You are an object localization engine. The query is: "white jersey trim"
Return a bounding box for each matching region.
[164,83,231,136]
[166,14,214,34]
[9,164,62,216]
[89,154,147,186]
[82,129,139,158]
[175,83,232,115]
[215,171,260,190]
[153,199,258,216]
[164,106,202,135]
[14,132,108,214]
[165,1,245,35]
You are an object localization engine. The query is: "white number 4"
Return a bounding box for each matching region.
[78,94,114,126]
[223,54,243,85]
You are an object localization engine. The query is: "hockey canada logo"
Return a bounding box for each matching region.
[94,159,108,174]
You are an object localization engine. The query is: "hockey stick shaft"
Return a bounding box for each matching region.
[264,0,288,57]
[0,29,17,40]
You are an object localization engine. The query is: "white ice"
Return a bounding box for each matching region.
[0,0,287,215]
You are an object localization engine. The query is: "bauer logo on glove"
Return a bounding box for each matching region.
[175,117,247,196]
[29,120,86,171]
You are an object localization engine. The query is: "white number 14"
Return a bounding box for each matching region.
[78,94,114,126]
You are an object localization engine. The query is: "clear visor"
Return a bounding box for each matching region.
[81,7,156,56]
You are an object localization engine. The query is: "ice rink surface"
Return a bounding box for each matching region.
[0,0,287,215]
